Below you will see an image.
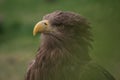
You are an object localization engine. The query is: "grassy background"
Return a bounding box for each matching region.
[0,0,120,80]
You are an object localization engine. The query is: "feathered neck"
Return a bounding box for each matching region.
[36,32,91,66]
[32,32,91,80]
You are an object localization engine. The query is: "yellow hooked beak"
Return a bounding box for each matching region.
[33,20,49,36]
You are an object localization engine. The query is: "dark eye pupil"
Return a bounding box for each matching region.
[44,23,47,25]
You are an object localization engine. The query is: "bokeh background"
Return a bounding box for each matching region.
[0,0,120,80]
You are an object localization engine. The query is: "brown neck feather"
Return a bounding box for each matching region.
[32,32,92,80]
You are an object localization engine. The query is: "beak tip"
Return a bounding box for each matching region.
[33,32,36,36]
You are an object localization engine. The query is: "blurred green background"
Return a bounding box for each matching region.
[0,0,120,80]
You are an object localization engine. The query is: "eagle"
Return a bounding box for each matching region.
[25,11,115,80]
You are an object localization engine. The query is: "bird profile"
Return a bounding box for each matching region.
[25,11,115,80]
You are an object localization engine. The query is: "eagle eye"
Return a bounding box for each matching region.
[44,22,47,25]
